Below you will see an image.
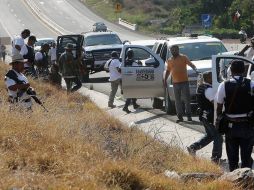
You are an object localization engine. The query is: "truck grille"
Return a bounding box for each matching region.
[92,49,122,61]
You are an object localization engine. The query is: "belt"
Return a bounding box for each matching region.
[227,117,249,123]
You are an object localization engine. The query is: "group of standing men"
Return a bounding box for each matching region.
[4,29,83,111]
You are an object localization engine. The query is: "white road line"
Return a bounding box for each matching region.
[0,20,12,37]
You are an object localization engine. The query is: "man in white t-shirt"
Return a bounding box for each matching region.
[12,29,30,56]
[238,36,254,61]
[5,53,32,110]
[107,51,121,108]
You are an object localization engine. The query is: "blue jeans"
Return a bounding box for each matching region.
[189,118,223,160]
[173,81,191,118]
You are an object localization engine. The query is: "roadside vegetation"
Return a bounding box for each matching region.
[0,61,237,189]
[82,0,254,38]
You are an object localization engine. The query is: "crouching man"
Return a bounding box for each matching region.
[5,54,32,111]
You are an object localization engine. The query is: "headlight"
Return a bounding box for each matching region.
[85,52,93,58]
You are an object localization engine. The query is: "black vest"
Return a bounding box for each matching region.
[23,45,35,64]
[224,77,253,114]
[196,84,214,122]
[196,84,214,111]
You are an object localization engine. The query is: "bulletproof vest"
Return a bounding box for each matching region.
[5,70,24,84]
[23,45,35,63]
[196,84,213,111]
[224,77,253,114]
[5,70,26,98]
[42,51,49,65]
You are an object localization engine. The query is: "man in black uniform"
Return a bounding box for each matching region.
[187,71,223,163]
[122,49,140,113]
[216,60,254,171]
[20,35,37,76]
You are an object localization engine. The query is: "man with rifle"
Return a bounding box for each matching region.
[5,54,47,112]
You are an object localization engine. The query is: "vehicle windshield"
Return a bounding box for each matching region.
[35,39,55,46]
[84,34,122,46]
[168,42,227,61]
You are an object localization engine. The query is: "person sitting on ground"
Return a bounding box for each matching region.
[49,63,62,88]
[187,71,223,164]
[5,54,32,111]
[122,49,140,114]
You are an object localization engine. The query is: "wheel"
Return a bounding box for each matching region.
[152,98,163,109]
[81,72,89,82]
[165,87,176,115]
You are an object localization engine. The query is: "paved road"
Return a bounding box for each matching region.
[29,0,150,41]
[0,0,56,38]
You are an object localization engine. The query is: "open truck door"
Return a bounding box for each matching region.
[212,55,254,90]
[121,45,165,98]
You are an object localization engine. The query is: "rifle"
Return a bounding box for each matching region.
[27,88,49,112]
[6,70,49,112]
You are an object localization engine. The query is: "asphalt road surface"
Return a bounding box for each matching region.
[0,0,228,134]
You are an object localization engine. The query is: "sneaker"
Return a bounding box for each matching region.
[176,118,184,123]
[123,107,131,114]
[133,104,140,109]
[187,146,196,156]
[108,104,116,108]
[187,117,192,121]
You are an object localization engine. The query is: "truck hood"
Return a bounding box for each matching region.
[187,59,211,70]
[85,44,123,51]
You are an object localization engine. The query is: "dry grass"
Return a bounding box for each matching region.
[0,62,238,189]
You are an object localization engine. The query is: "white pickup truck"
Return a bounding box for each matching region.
[120,36,229,115]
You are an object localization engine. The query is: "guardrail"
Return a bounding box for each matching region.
[118,18,137,31]
[24,0,73,35]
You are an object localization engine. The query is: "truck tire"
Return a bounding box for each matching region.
[165,87,176,115]
[152,98,163,109]
[81,72,89,82]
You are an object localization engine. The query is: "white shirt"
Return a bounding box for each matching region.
[216,76,254,117]
[108,58,121,81]
[12,35,25,55]
[5,69,32,109]
[204,83,215,102]
[246,48,254,61]
[49,47,56,61]
[35,52,43,61]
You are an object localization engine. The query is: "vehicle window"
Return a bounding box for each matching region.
[84,34,122,46]
[168,42,227,61]
[161,44,168,62]
[35,40,55,46]
[216,57,252,83]
[124,47,159,68]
